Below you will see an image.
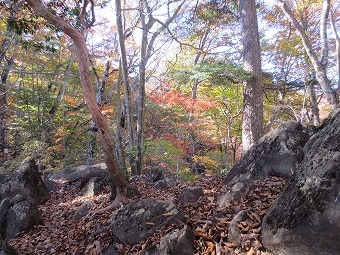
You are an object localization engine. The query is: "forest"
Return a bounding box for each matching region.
[0,0,340,254]
[0,0,338,177]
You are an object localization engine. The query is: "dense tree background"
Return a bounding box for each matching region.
[0,0,339,178]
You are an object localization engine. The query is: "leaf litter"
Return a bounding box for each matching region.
[9,175,285,254]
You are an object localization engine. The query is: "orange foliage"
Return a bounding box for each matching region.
[65,96,77,106]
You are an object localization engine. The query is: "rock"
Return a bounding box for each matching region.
[73,199,96,221]
[0,241,19,255]
[262,109,340,255]
[221,121,313,205]
[111,199,183,244]
[153,180,168,190]
[102,244,120,255]
[126,185,141,198]
[3,194,43,240]
[227,209,249,246]
[0,158,50,206]
[159,225,195,255]
[178,186,204,206]
[50,163,107,183]
[217,181,247,209]
[43,179,58,192]
[81,176,111,197]
[146,168,164,183]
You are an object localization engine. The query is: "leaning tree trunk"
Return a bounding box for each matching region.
[277,0,338,109]
[26,0,128,200]
[239,0,263,152]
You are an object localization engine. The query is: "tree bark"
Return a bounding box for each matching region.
[26,0,128,198]
[239,0,263,152]
[115,0,138,176]
[277,0,338,109]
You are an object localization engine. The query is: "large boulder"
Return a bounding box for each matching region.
[111,199,183,245]
[262,109,340,255]
[0,241,19,255]
[0,158,50,205]
[0,194,43,240]
[218,121,314,208]
[225,121,313,185]
[50,163,108,183]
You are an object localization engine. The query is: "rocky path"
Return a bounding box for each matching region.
[9,175,285,255]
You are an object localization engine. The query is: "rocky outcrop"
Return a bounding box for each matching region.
[0,158,50,205]
[50,163,108,183]
[0,195,43,240]
[262,109,340,255]
[0,241,19,255]
[159,225,195,255]
[0,158,47,241]
[111,199,183,245]
[218,121,314,209]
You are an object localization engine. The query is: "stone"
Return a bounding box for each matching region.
[221,121,314,206]
[3,194,43,240]
[111,199,183,244]
[73,199,96,221]
[50,163,107,183]
[159,225,195,255]
[0,158,50,206]
[126,185,141,198]
[178,186,204,206]
[0,241,19,255]
[153,180,168,190]
[81,177,110,197]
[102,244,120,255]
[262,109,340,255]
[217,181,247,209]
[146,168,164,183]
[227,209,249,245]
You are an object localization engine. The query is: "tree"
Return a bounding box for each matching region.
[26,0,128,203]
[276,0,339,109]
[239,0,263,152]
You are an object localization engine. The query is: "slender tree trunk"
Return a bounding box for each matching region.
[115,0,138,175]
[114,64,128,173]
[27,0,128,200]
[277,0,338,109]
[239,0,263,152]
[330,8,340,98]
[307,81,320,126]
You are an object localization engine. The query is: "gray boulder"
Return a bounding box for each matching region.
[1,194,43,240]
[219,121,314,209]
[159,225,195,255]
[111,199,183,244]
[81,176,111,197]
[50,163,108,183]
[178,186,204,206]
[0,158,50,205]
[146,168,164,183]
[262,109,340,255]
[225,121,313,185]
[0,241,19,255]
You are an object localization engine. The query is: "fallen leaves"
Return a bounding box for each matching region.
[8,175,285,255]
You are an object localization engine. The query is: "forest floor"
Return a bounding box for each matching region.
[9,175,285,255]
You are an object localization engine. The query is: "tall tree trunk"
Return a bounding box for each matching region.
[330,8,340,98]
[27,0,128,200]
[307,81,320,126]
[115,0,138,176]
[86,60,111,165]
[114,64,128,174]
[239,0,263,152]
[277,0,338,109]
